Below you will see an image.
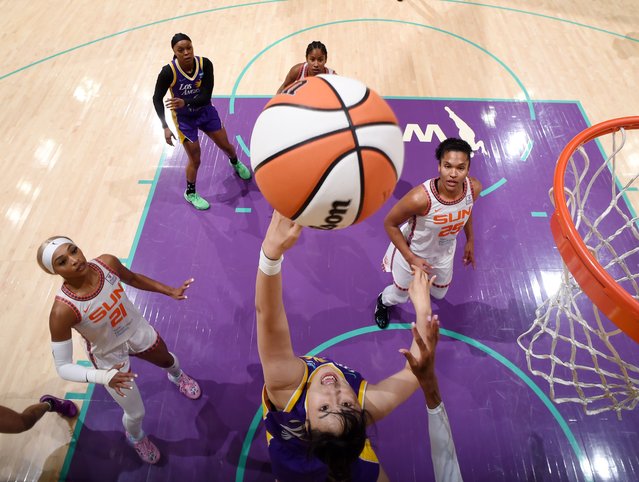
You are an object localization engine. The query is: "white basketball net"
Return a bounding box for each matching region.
[518,127,639,416]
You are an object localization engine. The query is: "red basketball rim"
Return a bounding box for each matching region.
[550,116,639,342]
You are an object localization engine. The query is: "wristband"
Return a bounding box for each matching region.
[259,248,283,276]
[86,368,119,386]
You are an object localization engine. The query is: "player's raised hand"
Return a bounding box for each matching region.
[262,211,303,260]
[399,317,442,408]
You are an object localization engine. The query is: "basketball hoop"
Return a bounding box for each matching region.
[518,116,639,416]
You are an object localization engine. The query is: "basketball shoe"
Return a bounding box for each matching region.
[126,432,160,464]
[184,191,210,210]
[230,159,252,180]
[39,395,78,418]
[374,293,390,329]
[169,372,202,400]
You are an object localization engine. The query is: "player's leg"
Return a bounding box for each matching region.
[174,113,209,209]
[202,106,251,180]
[130,323,201,400]
[0,396,77,434]
[105,379,159,464]
[375,251,413,328]
[182,139,210,210]
[0,403,49,434]
[39,395,78,418]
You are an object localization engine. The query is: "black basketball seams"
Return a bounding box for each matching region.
[252,121,398,173]
[347,88,371,110]
[263,102,345,113]
[290,149,360,221]
[253,126,352,174]
[359,146,399,180]
[316,76,367,223]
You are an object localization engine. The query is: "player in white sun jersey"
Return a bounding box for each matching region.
[37,237,202,464]
[276,41,336,94]
[375,138,482,328]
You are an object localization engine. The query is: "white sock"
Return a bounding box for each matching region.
[166,352,182,380]
[123,414,144,441]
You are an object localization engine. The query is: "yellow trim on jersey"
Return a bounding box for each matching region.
[360,439,379,463]
[284,362,309,412]
[170,109,189,144]
[175,56,200,81]
[358,379,368,407]
[168,62,177,89]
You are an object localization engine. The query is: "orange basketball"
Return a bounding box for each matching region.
[250,75,404,229]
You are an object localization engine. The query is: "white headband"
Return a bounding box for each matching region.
[41,237,74,274]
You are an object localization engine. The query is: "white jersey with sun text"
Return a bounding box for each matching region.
[54,259,145,363]
[399,177,474,265]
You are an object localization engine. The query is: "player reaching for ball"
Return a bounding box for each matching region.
[374,138,482,329]
[277,41,337,94]
[152,33,251,211]
[37,237,202,464]
[257,211,462,481]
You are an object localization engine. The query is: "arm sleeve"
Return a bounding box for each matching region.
[51,340,117,385]
[152,65,173,128]
[184,57,214,109]
[428,402,463,482]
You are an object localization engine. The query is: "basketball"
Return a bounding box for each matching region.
[250,75,404,229]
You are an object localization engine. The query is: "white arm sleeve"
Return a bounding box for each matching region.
[51,340,118,385]
[428,402,463,482]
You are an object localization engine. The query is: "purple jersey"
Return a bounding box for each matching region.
[169,55,206,115]
[262,356,380,481]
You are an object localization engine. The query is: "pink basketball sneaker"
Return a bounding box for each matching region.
[169,372,201,400]
[126,432,160,464]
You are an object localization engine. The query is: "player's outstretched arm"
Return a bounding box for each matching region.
[98,254,193,300]
[256,211,306,407]
[401,317,463,482]
[364,268,435,421]
[384,185,433,272]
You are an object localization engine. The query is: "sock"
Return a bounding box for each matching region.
[124,414,145,441]
[44,400,53,412]
[166,352,182,380]
[186,181,196,195]
[229,157,238,165]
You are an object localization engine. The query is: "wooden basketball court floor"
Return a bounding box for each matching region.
[1,1,638,481]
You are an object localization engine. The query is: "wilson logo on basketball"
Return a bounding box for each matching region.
[315,200,352,230]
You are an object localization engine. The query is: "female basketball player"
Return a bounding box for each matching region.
[37,237,201,464]
[257,211,449,481]
[276,41,337,94]
[375,137,483,328]
[152,33,251,211]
